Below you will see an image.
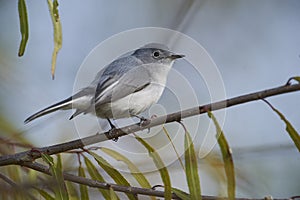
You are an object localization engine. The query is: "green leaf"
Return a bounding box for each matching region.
[18,0,29,56]
[47,0,62,79]
[41,154,69,200]
[109,187,119,200]
[163,126,185,170]
[41,153,54,165]
[56,154,62,169]
[172,187,191,200]
[264,100,300,152]
[55,154,69,200]
[52,0,60,22]
[184,128,202,200]
[89,152,136,200]
[78,163,89,200]
[135,136,172,200]
[84,156,111,200]
[100,147,152,189]
[6,164,21,182]
[35,188,55,200]
[208,111,235,200]
[66,181,79,200]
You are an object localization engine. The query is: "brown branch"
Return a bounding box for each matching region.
[0,172,37,199]
[0,81,299,166]
[0,172,18,187]
[22,161,289,200]
[23,161,185,199]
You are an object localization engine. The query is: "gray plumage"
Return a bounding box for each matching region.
[24,43,184,124]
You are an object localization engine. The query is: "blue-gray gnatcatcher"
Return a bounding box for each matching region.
[24,43,184,131]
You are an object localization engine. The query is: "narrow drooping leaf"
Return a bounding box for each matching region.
[66,181,79,200]
[208,111,235,200]
[52,0,60,22]
[183,128,201,200]
[100,147,152,189]
[135,136,172,200]
[78,164,89,200]
[109,187,119,200]
[47,0,62,79]
[28,168,38,183]
[55,154,69,200]
[35,188,55,200]
[89,152,136,200]
[83,156,112,200]
[41,153,54,165]
[18,0,29,56]
[263,100,300,152]
[163,126,185,170]
[41,154,69,200]
[6,165,21,183]
[56,154,62,168]
[171,187,191,200]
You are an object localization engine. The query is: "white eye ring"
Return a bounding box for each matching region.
[152,51,160,58]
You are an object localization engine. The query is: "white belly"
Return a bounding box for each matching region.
[96,83,165,119]
[95,63,172,119]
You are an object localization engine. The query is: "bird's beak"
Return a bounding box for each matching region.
[168,54,185,60]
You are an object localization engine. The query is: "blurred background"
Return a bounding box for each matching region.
[0,0,300,198]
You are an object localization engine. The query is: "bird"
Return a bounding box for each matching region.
[24,43,184,138]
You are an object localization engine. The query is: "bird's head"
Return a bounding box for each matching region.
[132,43,184,65]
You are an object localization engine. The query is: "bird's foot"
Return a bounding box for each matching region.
[138,116,151,127]
[106,118,119,142]
[136,115,157,133]
[105,127,119,142]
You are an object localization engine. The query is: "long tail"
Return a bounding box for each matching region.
[24,97,73,123]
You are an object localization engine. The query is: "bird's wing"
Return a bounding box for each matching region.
[94,59,151,105]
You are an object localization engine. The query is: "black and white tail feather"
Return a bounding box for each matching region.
[24,88,95,123]
[24,97,73,123]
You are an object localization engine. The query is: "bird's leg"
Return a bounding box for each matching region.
[107,118,115,129]
[105,118,119,142]
[132,115,152,133]
[133,115,151,126]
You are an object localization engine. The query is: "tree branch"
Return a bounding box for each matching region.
[22,161,289,200]
[0,81,299,166]
[0,172,18,187]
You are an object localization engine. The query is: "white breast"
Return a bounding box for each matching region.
[96,62,173,119]
[97,83,164,119]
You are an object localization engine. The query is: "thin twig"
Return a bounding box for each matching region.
[22,161,183,199]
[0,172,37,200]
[0,172,18,187]
[21,161,290,200]
[0,81,299,166]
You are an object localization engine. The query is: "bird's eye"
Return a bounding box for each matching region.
[152,51,160,58]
